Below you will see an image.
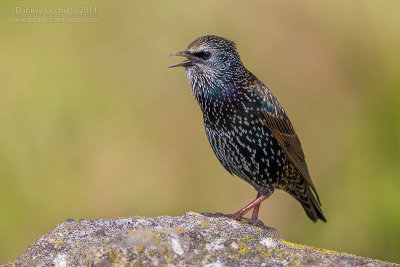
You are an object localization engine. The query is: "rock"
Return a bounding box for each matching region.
[9,212,398,266]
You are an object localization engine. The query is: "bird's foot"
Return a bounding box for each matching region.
[229,215,265,227]
[201,212,226,218]
[201,211,256,222]
[201,212,278,234]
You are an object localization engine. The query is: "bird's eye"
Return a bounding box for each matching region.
[192,51,212,60]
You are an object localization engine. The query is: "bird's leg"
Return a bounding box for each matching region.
[201,192,267,222]
[251,192,262,220]
[202,190,278,233]
[228,192,268,220]
[202,187,275,228]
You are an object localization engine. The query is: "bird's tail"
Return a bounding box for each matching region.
[287,179,327,223]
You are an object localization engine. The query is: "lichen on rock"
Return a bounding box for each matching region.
[10,212,398,266]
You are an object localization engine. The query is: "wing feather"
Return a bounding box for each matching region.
[251,84,320,203]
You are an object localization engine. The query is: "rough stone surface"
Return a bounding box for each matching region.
[9,212,398,266]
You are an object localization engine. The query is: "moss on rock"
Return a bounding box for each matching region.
[10,212,398,266]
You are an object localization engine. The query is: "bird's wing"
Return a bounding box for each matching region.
[251,83,319,199]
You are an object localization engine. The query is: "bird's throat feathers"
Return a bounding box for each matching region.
[188,74,235,111]
[185,65,250,108]
[185,65,262,113]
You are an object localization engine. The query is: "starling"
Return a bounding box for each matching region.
[168,35,326,223]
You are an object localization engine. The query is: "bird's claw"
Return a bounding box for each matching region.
[201,212,275,232]
[200,212,226,218]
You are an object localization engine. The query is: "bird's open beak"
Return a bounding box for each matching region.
[168,51,197,68]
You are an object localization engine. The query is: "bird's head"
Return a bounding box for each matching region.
[168,35,244,86]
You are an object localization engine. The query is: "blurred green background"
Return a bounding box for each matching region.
[1,0,400,264]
